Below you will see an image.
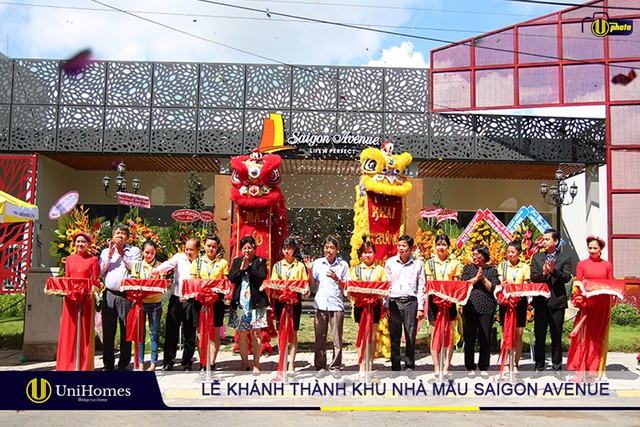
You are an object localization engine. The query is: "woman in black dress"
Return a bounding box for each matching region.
[461,244,500,378]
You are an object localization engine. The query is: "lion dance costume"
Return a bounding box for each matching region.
[230,149,289,355]
[350,141,413,358]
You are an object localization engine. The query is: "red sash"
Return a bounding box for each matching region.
[494,282,548,374]
[182,279,231,365]
[45,277,100,303]
[121,278,168,366]
[426,280,472,352]
[262,279,310,378]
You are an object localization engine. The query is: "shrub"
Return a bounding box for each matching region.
[611,303,640,326]
[0,293,26,319]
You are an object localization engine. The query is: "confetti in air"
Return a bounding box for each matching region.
[61,49,93,76]
[611,70,636,86]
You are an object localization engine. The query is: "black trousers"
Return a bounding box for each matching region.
[389,298,418,371]
[102,291,132,370]
[462,304,493,371]
[163,295,198,368]
[534,303,565,371]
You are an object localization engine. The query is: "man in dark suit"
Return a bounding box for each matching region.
[531,228,573,379]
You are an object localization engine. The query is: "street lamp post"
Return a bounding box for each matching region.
[102,162,141,218]
[539,168,578,237]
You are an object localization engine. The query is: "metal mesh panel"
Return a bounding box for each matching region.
[520,117,567,162]
[608,0,637,18]
[10,105,57,151]
[561,22,605,61]
[0,104,8,150]
[246,65,291,109]
[57,106,104,152]
[150,108,196,153]
[199,63,245,108]
[106,62,152,107]
[13,60,59,105]
[337,112,383,135]
[609,18,640,58]
[0,60,12,104]
[291,111,337,134]
[104,107,150,153]
[429,114,474,160]
[432,43,470,69]
[384,68,428,112]
[292,66,337,110]
[197,108,243,155]
[475,30,515,66]
[609,61,640,102]
[432,71,471,111]
[611,151,640,190]
[563,64,605,104]
[59,62,106,106]
[518,24,558,64]
[338,68,383,112]
[612,194,640,234]
[476,115,520,161]
[561,2,604,20]
[567,118,606,163]
[610,105,640,146]
[153,63,198,107]
[518,66,559,105]
[475,69,515,108]
[384,113,428,159]
[611,239,640,278]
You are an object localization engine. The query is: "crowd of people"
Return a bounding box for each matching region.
[57,224,616,381]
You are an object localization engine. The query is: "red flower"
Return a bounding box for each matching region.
[523,229,533,239]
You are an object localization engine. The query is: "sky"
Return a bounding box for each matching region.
[0,0,570,67]
[0,0,607,117]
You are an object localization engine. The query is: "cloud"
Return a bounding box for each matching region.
[363,41,428,68]
[0,0,419,66]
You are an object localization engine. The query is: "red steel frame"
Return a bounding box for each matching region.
[429,0,640,277]
[0,153,38,293]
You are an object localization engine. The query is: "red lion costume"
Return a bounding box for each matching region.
[229,149,288,355]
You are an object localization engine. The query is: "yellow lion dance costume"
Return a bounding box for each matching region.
[350,141,412,358]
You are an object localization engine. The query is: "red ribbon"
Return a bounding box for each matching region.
[196,289,220,366]
[125,290,149,368]
[353,293,379,365]
[496,289,521,375]
[65,281,93,304]
[430,296,452,353]
[274,290,299,378]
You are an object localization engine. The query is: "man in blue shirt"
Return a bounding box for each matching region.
[99,224,141,371]
[304,236,350,375]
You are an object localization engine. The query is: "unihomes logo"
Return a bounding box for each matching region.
[25,377,132,405]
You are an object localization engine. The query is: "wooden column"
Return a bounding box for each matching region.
[214,174,232,263]
[405,177,424,240]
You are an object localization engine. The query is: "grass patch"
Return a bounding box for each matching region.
[0,317,24,349]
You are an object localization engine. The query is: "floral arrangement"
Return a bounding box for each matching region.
[157,220,219,258]
[509,218,545,263]
[49,205,108,276]
[464,220,507,266]
[413,218,469,262]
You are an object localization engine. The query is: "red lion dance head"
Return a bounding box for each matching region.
[229,149,288,263]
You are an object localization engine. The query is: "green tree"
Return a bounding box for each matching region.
[185,171,206,212]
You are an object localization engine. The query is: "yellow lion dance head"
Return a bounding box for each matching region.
[359,141,412,196]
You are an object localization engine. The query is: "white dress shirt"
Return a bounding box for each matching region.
[155,252,193,298]
[384,255,426,308]
[99,245,141,291]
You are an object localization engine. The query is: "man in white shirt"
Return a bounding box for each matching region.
[99,224,141,371]
[384,235,426,374]
[304,236,350,375]
[152,237,200,371]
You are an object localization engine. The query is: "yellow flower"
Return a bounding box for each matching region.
[61,257,67,264]
[58,243,64,248]
[65,229,74,236]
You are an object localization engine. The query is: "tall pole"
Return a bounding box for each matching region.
[556,204,562,239]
